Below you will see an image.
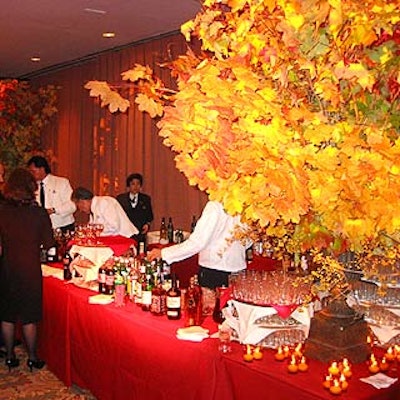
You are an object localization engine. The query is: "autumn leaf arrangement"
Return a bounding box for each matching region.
[0,79,58,170]
[86,0,400,288]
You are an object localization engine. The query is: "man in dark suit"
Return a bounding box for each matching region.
[116,173,153,248]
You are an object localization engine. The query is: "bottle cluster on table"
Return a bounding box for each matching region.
[159,216,186,244]
[96,246,204,325]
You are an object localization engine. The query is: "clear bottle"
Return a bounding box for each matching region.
[159,217,168,244]
[141,261,154,311]
[166,273,181,320]
[167,217,174,243]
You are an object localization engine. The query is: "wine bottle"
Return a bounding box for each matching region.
[141,261,154,311]
[63,248,73,281]
[104,264,115,295]
[167,217,174,243]
[159,217,168,244]
[150,270,166,316]
[212,286,227,324]
[166,273,181,320]
[193,274,203,325]
[185,277,198,327]
[98,264,107,292]
[127,260,139,301]
[46,245,58,263]
[135,259,146,306]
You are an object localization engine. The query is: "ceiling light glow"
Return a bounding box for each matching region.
[84,8,106,15]
[102,32,116,38]
[30,56,41,62]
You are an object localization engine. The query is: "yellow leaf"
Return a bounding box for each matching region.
[121,64,153,82]
[84,81,111,97]
[84,81,130,113]
[181,20,195,41]
[135,93,163,118]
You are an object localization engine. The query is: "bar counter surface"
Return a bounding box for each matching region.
[39,275,399,400]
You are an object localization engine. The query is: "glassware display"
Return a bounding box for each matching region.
[229,270,310,307]
[74,223,104,246]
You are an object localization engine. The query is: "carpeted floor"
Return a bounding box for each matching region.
[0,346,97,400]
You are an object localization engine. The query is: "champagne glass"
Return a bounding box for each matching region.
[94,223,104,239]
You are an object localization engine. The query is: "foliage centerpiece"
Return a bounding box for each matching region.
[86,0,400,287]
[0,79,58,170]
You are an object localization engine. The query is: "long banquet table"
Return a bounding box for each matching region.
[38,275,399,400]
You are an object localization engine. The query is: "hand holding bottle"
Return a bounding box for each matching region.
[147,248,162,261]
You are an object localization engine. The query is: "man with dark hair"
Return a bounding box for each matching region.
[116,173,153,245]
[72,187,139,238]
[27,156,76,233]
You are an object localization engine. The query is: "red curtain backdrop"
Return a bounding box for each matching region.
[30,32,207,231]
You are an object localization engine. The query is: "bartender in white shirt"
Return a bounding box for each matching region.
[27,156,76,233]
[147,201,248,289]
[71,187,139,238]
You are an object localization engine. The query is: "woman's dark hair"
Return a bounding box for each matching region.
[27,155,51,174]
[126,173,143,187]
[3,168,38,203]
[71,187,94,201]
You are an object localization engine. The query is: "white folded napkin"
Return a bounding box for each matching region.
[223,300,312,345]
[369,325,400,345]
[360,373,398,389]
[69,244,114,282]
[176,326,209,342]
[70,244,114,269]
[88,294,114,305]
[41,264,64,280]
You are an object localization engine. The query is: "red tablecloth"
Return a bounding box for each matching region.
[39,276,400,400]
[74,235,136,256]
[248,254,280,271]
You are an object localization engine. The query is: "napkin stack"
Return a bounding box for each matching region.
[360,373,398,389]
[223,299,312,345]
[41,264,64,280]
[176,326,209,342]
[88,294,114,305]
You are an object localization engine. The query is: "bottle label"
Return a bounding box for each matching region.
[135,282,142,298]
[142,290,152,305]
[167,310,179,317]
[47,247,56,256]
[166,296,181,309]
[98,272,106,283]
[105,275,115,286]
[151,296,162,314]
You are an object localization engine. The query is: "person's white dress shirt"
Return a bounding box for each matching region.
[90,196,139,238]
[37,174,76,229]
[161,201,247,272]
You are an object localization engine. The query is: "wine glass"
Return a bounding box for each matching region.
[94,223,104,238]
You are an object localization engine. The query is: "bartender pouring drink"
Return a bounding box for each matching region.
[147,201,249,289]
